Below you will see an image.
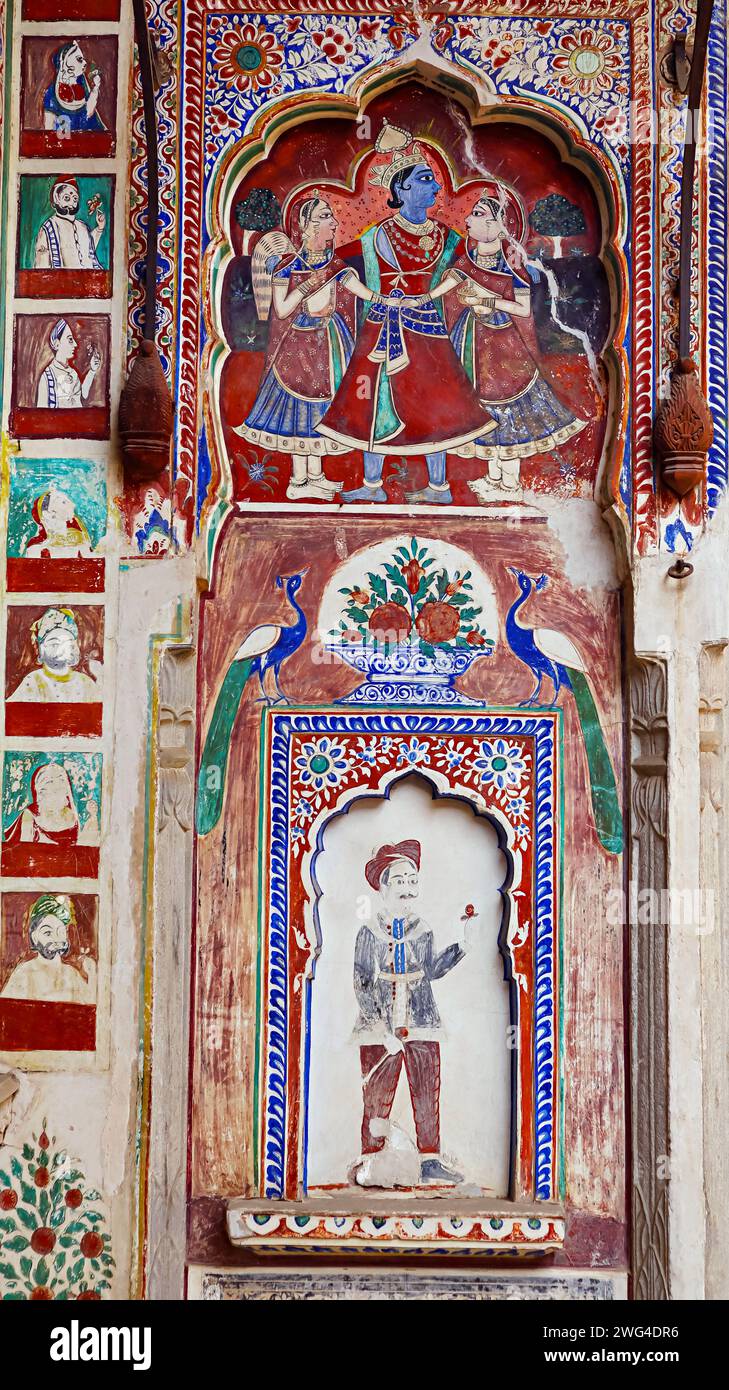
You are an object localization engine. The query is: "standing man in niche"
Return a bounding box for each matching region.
[353,838,472,1184]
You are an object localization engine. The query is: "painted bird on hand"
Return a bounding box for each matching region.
[196,569,308,835]
[504,568,623,855]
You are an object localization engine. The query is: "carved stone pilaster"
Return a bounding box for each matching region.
[145,643,195,1300]
[630,656,669,1300]
[699,642,729,1299]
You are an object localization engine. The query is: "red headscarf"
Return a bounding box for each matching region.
[4,765,79,847]
[365,840,421,891]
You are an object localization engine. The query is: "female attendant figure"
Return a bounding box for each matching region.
[236,194,380,501]
[436,190,587,499]
[4,763,99,847]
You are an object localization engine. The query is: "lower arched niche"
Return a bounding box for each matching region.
[306,773,511,1197]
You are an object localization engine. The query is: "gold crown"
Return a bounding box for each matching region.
[369,120,426,190]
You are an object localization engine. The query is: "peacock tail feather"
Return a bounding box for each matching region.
[196,657,255,836]
[563,667,624,856]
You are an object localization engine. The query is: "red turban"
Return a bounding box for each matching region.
[52,175,79,194]
[365,840,421,891]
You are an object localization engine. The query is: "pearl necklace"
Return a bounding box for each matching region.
[391,213,443,260]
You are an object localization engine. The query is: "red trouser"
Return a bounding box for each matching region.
[360,1040,441,1154]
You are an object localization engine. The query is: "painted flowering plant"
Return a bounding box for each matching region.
[0,1120,114,1300]
[332,539,494,658]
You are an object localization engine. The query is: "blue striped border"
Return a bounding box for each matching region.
[263,710,559,1202]
[707,0,728,513]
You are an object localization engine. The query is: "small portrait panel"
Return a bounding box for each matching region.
[11,313,110,440]
[17,173,114,298]
[0,892,98,1056]
[20,35,117,159]
[23,2,120,18]
[1,751,102,879]
[5,604,104,738]
[5,455,106,594]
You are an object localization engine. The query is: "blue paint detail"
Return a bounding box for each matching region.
[707,3,728,514]
[665,516,694,554]
[196,424,212,531]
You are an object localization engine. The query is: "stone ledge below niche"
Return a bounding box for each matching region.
[189,1265,625,1301]
[226,1197,565,1255]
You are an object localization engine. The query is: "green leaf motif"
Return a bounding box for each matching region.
[20,1182,36,1206]
[10,1157,22,1180]
[35,1257,49,1286]
[0,1216,17,1233]
[20,1256,32,1279]
[16,1207,37,1232]
[50,1207,66,1229]
[0,1262,17,1281]
[22,1145,34,1161]
[3,1234,29,1252]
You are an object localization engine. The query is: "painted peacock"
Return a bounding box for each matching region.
[504,568,623,855]
[196,569,309,836]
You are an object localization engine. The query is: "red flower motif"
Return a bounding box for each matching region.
[388,15,420,51]
[432,22,454,52]
[39,1131,50,1150]
[465,630,487,647]
[207,104,239,140]
[77,1290,102,1300]
[313,26,355,66]
[31,1287,53,1300]
[360,20,380,42]
[482,38,514,71]
[212,24,283,94]
[349,588,370,606]
[552,29,622,95]
[0,1189,17,1209]
[80,1231,104,1259]
[401,558,424,594]
[31,1227,56,1255]
[65,1188,83,1209]
[34,1166,49,1188]
[535,21,553,35]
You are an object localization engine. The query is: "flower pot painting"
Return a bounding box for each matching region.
[321,536,497,704]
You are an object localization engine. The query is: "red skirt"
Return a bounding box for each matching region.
[318,317,494,456]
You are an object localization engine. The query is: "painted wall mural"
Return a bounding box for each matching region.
[11,313,110,439]
[4,604,104,737]
[1,0,125,1296]
[213,90,613,515]
[0,893,98,1055]
[192,511,625,1260]
[0,1119,114,1299]
[5,455,106,594]
[127,0,728,559]
[19,35,118,159]
[17,173,113,298]
[1,752,102,879]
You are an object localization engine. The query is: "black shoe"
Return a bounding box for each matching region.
[420,1158,463,1184]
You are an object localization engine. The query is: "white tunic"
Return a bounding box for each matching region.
[34,215,101,271]
[36,362,83,409]
[1,954,96,1005]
